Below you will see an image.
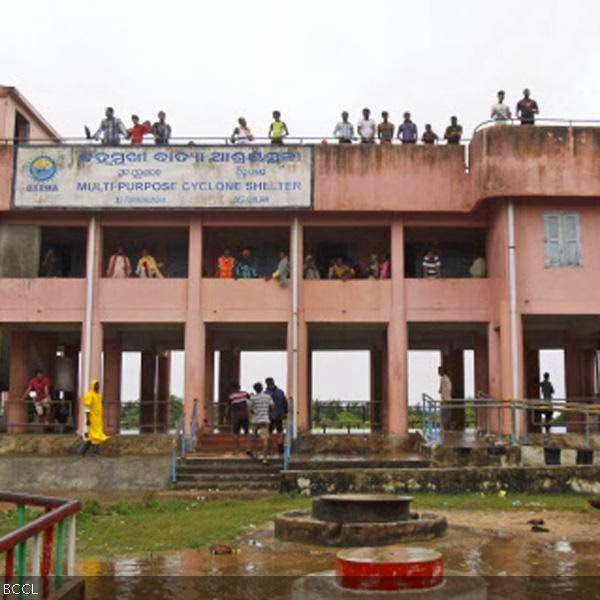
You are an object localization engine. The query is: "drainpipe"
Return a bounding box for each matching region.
[507,200,520,402]
[291,216,300,439]
[81,215,97,433]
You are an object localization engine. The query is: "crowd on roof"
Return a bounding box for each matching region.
[84,88,540,146]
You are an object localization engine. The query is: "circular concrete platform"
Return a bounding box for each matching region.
[336,546,443,591]
[312,494,413,524]
[274,509,447,547]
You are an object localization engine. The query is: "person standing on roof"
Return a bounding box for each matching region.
[357,108,376,143]
[231,117,254,144]
[378,111,395,144]
[516,88,539,125]
[89,107,127,145]
[397,112,418,144]
[491,90,511,123]
[269,111,289,145]
[333,111,354,143]
[153,111,172,145]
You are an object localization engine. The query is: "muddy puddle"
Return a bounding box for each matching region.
[80,510,600,599]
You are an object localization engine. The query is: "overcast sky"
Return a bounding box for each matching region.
[3,0,573,409]
[3,0,600,141]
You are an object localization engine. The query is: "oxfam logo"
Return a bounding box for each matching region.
[29,156,57,182]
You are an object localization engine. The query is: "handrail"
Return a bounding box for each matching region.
[0,492,81,592]
[471,116,600,137]
[0,135,472,147]
[283,397,294,471]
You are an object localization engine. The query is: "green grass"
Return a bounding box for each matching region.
[0,492,593,558]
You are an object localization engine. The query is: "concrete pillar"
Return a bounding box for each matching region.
[184,217,205,435]
[7,331,29,434]
[474,332,489,430]
[218,349,239,428]
[157,352,171,433]
[103,337,122,434]
[370,348,384,433]
[140,350,156,433]
[204,333,215,430]
[386,218,408,434]
[293,319,310,434]
[442,348,465,430]
[525,348,541,433]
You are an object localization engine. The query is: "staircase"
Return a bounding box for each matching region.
[173,456,282,491]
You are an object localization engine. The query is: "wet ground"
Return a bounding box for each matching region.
[79,508,600,599]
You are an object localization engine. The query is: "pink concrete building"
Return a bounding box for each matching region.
[1,86,599,439]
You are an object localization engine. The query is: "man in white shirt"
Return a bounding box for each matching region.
[438,366,453,431]
[247,382,274,464]
[357,108,376,144]
[333,111,354,144]
[491,90,511,123]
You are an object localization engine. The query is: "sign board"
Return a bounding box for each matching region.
[13,145,313,209]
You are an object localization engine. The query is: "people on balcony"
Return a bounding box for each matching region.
[367,254,380,279]
[231,117,254,145]
[40,247,63,277]
[87,107,127,145]
[328,257,355,281]
[421,124,439,144]
[303,254,321,279]
[469,254,487,278]
[234,248,258,278]
[217,248,235,279]
[377,111,395,144]
[152,111,172,145]
[357,108,376,144]
[491,90,511,124]
[444,116,463,144]
[398,112,418,144]
[107,246,132,278]
[333,111,354,144]
[269,111,289,145]
[516,88,539,125]
[127,115,152,144]
[267,250,290,287]
[422,247,443,278]
[136,248,164,278]
[379,253,391,279]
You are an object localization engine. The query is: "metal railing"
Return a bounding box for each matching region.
[0,492,80,598]
[2,400,75,434]
[311,400,383,433]
[420,393,600,447]
[283,397,294,471]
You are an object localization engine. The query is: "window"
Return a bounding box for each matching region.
[543,212,581,267]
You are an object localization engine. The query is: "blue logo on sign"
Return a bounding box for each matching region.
[29,156,57,181]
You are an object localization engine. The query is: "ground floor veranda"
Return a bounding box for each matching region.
[2,315,600,437]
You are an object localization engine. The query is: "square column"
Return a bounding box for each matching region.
[140,350,157,433]
[103,337,122,434]
[7,331,29,434]
[386,218,408,434]
[184,217,205,435]
[441,349,465,430]
[157,352,171,433]
[218,349,240,429]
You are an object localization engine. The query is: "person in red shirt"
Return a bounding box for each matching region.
[128,115,152,145]
[227,382,250,455]
[21,369,52,424]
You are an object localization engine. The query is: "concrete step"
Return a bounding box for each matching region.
[287,459,431,470]
[171,480,280,491]
[176,472,281,483]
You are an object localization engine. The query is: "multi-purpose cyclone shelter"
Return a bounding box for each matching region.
[2,85,600,439]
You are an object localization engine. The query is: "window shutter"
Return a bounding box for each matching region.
[562,213,582,266]
[544,214,562,267]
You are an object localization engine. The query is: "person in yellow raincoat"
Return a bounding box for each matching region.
[83,379,108,456]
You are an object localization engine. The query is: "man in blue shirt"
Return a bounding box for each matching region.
[397,112,417,144]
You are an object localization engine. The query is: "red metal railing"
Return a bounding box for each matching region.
[0,493,81,598]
